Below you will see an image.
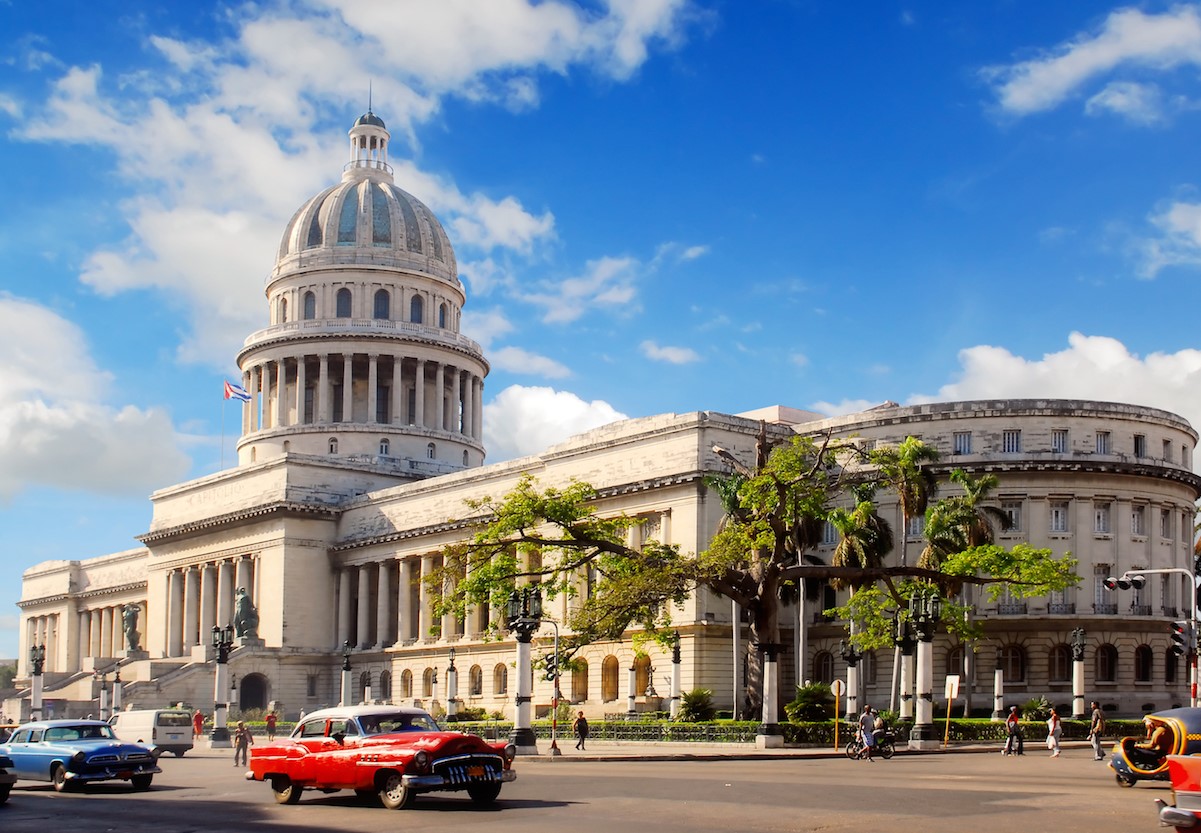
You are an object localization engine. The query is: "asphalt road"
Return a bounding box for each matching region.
[0,746,1164,832]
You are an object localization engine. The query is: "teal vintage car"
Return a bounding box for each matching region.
[0,719,160,792]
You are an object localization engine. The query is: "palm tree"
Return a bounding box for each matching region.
[917,468,1011,571]
[870,436,939,567]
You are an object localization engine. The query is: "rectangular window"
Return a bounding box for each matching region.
[1161,508,1172,539]
[1183,511,1191,543]
[1001,500,1023,533]
[1094,503,1111,534]
[1132,505,1146,536]
[1186,446,1192,468]
[1096,431,1111,454]
[953,431,972,455]
[906,515,925,537]
[1094,564,1115,613]
[1002,429,1021,453]
[1134,434,1146,458]
[376,384,390,424]
[1164,439,1173,461]
[822,521,837,545]
[1049,501,1070,533]
[306,675,317,697]
[1051,429,1069,453]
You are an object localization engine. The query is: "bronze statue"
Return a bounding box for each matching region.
[122,603,142,652]
[234,587,259,639]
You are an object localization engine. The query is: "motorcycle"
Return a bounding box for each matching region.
[845,728,897,760]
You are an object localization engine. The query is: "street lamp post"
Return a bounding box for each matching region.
[506,586,542,754]
[96,670,110,721]
[670,631,682,719]
[908,589,942,750]
[210,624,235,748]
[28,643,45,721]
[892,616,916,721]
[840,639,862,716]
[992,646,1005,721]
[1071,628,1087,719]
[340,641,352,707]
[446,648,458,721]
[112,664,123,715]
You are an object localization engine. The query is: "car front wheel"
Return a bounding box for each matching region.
[467,783,502,804]
[52,764,75,793]
[271,776,302,805]
[131,774,153,790]
[0,783,10,804]
[378,772,414,810]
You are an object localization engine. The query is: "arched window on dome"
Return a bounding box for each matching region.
[462,450,469,466]
[427,442,436,460]
[374,289,390,320]
[303,291,316,320]
[410,295,423,324]
[438,303,447,328]
[279,297,288,323]
[328,437,338,454]
[336,287,352,318]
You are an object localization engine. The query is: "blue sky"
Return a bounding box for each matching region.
[4,1,1201,658]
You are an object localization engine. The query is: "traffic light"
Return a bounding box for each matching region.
[1171,621,1193,657]
[1103,576,1120,591]
[543,653,558,681]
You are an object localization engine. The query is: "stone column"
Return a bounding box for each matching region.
[241,371,251,434]
[458,370,468,435]
[100,607,114,658]
[342,353,354,422]
[392,358,403,425]
[235,557,252,599]
[435,363,445,430]
[168,570,183,657]
[418,555,435,641]
[77,612,90,671]
[472,376,483,441]
[367,354,379,423]
[376,561,392,648]
[90,608,103,658]
[318,354,331,423]
[183,568,200,648]
[337,569,352,647]
[249,366,260,431]
[275,359,287,427]
[200,564,217,639]
[357,565,372,648]
[262,362,273,429]
[397,559,414,643]
[414,360,426,427]
[216,561,234,628]
[295,355,307,425]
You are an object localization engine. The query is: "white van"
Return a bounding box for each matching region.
[109,709,194,757]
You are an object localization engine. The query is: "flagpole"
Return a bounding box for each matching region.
[221,395,226,471]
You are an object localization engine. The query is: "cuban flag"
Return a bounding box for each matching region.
[224,380,251,403]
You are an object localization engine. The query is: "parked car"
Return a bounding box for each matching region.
[109,709,194,758]
[1157,755,1201,828]
[0,719,161,792]
[0,752,15,804]
[0,724,18,744]
[246,705,517,809]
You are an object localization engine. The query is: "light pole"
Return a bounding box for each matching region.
[1071,628,1087,719]
[670,631,682,719]
[112,664,123,714]
[506,586,542,754]
[340,640,352,706]
[908,588,942,750]
[892,615,916,721]
[96,670,110,721]
[541,619,562,757]
[1111,569,1197,707]
[840,639,862,716]
[28,643,45,721]
[210,624,235,748]
[992,646,1005,721]
[446,648,458,721]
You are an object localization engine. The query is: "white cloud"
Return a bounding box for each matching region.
[483,384,627,462]
[680,244,710,261]
[1085,80,1167,124]
[985,5,1201,116]
[810,398,884,417]
[640,340,701,364]
[490,346,572,379]
[0,296,190,500]
[461,308,515,348]
[520,256,640,324]
[790,352,809,368]
[1138,197,1201,277]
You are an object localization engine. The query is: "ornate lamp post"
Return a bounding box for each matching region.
[1071,628,1087,719]
[96,670,110,721]
[340,640,352,706]
[670,631,682,719]
[908,589,942,750]
[446,648,458,721]
[210,624,235,748]
[839,638,863,715]
[627,663,638,718]
[892,614,917,721]
[28,643,45,721]
[506,586,542,754]
[112,664,123,714]
[992,646,1005,721]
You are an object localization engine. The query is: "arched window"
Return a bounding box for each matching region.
[634,655,652,696]
[1048,644,1072,682]
[999,645,1026,682]
[422,668,435,697]
[462,450,469,466]
[379,670,392,701]
[410,295,423,323]
[493,663,508,695]
[469,665,483,697]
[946,646,964,678]
[572,659,589,702]
[601,655,620,702]
[1096,644,1118,682]
[374,289,390,319]
[379,438,390,456]
[1166,649,1179,684]
[359,671,372,703]
[438,303,447,328]
[336,287,352,318]
[400,669,413,699]
[279,296,288,323]
[813,651,834,685]
[427,442,436,460]
[328,437,338,454]
[1134,645,1153,682]
[303,291,316,320]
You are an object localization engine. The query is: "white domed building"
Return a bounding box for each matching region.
[8,114,1201,726]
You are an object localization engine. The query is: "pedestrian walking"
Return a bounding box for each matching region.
[857,704,877,760]
[1089,701,1106,761]
[1047,707,1062,757]
[233,720,254,767]
[192,708,204,739]
[572,710,589,750]
[265,711,277,741]
[1003,705,1024,755]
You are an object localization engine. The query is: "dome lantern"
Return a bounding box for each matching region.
[346,109,391,180]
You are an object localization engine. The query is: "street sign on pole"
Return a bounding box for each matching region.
[944,675,960,746]
[831,679,845,750]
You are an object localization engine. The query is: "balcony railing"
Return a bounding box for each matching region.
[1047,603,1076,615]
[1130,605,1153,616]
[1095,603,1118,615]
[997,603,1027,615]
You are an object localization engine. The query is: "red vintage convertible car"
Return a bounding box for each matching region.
[246,705,516,810]
[1157,755,1201,828]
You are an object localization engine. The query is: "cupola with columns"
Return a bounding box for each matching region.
[235,111,488,472]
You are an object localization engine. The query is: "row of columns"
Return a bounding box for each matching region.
[164,557,256,658]
[77,602,145,663]
[335,559,494,650]
[25,614,59,674]
[242,354,483,441]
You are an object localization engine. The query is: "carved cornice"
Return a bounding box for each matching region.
[137,501,339,545]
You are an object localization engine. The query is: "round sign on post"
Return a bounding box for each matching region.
[831,679,846,698]
[830,679,846,751]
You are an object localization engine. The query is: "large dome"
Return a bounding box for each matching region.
[273,111,458,285]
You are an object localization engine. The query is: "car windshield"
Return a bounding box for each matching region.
[45,724,116,742]
[358,713,441,735]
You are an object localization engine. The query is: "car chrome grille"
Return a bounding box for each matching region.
[89,754,120,764]
[88,751,153,765]
[433,753,503,785]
